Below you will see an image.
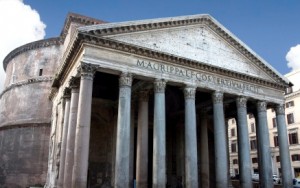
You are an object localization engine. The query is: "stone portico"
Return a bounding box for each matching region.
[48,14,293,188]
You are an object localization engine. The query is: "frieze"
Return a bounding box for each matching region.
[119,73,132,87]
[184,86,196,99]
[212,91,223,104]
[236,97,247,108]
[137,59,261,94]
[275,104,285,115]
[257,101,267,112]
[154,79,166,93]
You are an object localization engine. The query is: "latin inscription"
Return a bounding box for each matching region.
[137,60,262,94]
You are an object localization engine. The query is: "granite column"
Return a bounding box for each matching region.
[184,86,198,188]
[236,97,252,188]
[114,73,133,188]
[212,91,228,188]
[276,104,293,188]
[256,101,273,188]
[153,79,166,188]
[72,63,97,188]
[136,91,149,188]
[199,110,209,188]
[57,89,71,188]
[63,77,79,188]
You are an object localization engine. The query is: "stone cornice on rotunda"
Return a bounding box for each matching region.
[3,37,62,71]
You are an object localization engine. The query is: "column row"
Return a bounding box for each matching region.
[232,100,292,188]
[56,63,292,188]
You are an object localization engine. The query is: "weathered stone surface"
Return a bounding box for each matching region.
[109,26,273,81]
[0,124,50,188]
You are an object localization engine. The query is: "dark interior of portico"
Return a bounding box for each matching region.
[87,71,263,188]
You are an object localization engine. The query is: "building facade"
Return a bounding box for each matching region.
[0,13,294,188]
[229,69,300,179]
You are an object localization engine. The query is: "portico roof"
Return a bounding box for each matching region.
[52,14,291,92]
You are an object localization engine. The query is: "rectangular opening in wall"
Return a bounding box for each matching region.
[39,69,43,76]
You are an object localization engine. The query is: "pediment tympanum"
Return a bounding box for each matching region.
[108,25,273,81]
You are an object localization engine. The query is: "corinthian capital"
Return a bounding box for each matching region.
[69,76,80,88]
[184,86,196,99]
[257,101,267,112]
[236,97,247,108]
[63,87,71,98]
[78,63,99,80]
[275,103,285,115]
[154,79,166,93]
[119,72,132,87]
[212,91,223,104]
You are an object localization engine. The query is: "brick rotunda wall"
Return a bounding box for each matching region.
[0,38,62,188]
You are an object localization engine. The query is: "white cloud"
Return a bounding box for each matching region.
[286,44,300,72]
[0,0,46,92]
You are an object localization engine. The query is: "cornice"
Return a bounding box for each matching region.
[60,12,106,41]
[285,90,300,99]
[51,32,287,95]
[3,37,62,71]
[80,15,289,86]
[0,76,53,99]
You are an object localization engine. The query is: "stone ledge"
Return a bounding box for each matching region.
[0,122,51,130]
[0,76,53,99]
[3,37,62,71]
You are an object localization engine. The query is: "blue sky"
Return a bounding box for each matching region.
[1,0,299,78]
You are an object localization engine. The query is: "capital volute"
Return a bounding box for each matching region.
[275,103,285,115]
[184,86,196,99]
[119,72,133,87]
[212,91,223,104]
[63,87,71,99]
[236,96,247,108]
[154,79,166,93]
[77,63,99,80]
[69,76,80,89]
[257,101,267,112]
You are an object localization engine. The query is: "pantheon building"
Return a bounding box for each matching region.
[0,13,294,188]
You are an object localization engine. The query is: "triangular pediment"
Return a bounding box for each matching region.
[79,14,290,85]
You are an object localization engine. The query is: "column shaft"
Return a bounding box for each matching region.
[256,101,273,188]
[136,91,149,188]
[57,93,70,188]
[129,104,135,188]
[63,84,79,188]
[236,97,252,188]
[199,111,209,188]
[276,104,293,187]
[184,87,198,188]
[72,64,97,188]
[212,91,228,188]
[114,73,132,188]
[153,79,166,188]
